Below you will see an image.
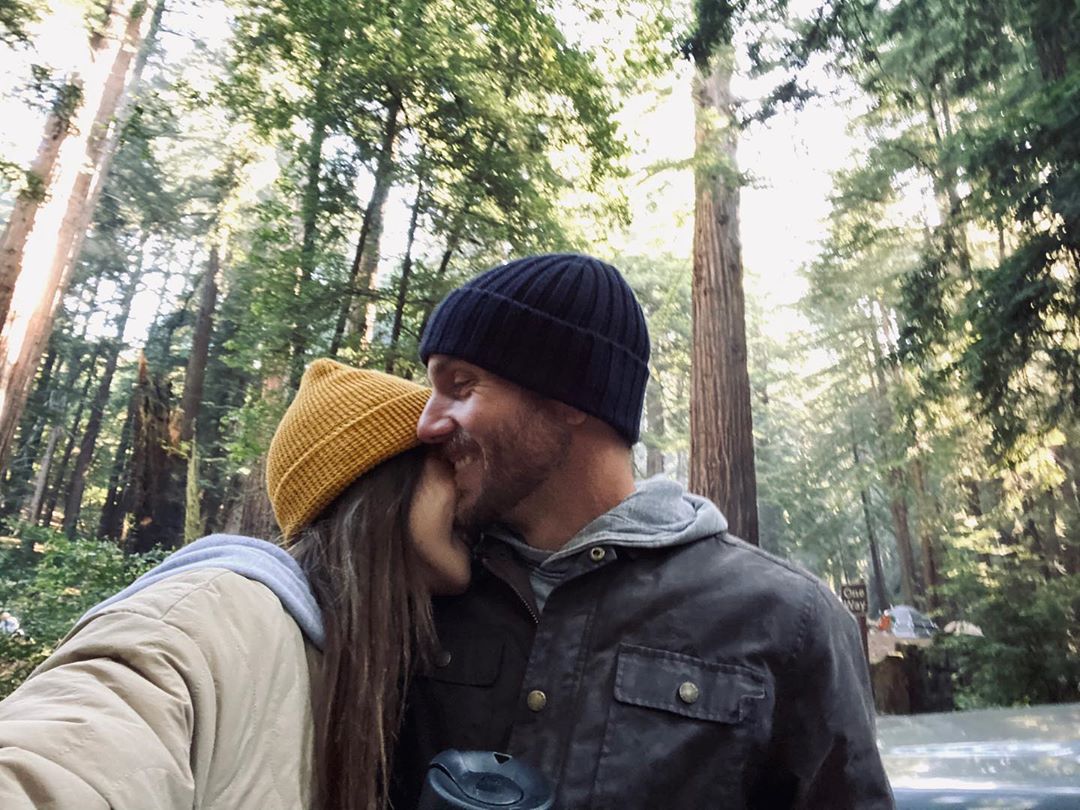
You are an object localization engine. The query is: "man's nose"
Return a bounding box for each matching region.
[417,396,455,444]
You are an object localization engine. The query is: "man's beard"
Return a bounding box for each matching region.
[444,406,571,533]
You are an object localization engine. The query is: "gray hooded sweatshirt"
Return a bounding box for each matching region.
[490,475,728,612]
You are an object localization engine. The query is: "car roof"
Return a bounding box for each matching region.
[879,703,1080,800]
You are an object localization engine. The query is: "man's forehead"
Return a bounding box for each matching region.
[426,355,479,381]
[427,356,525,393]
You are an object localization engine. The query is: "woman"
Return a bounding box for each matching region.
[0,359,471,810]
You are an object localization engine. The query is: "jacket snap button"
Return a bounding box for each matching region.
[435,649,452,668]
[526,690,548,712]
[678,681,700,704]
[589,547,606,562]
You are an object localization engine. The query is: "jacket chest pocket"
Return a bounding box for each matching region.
[590,643,767,810]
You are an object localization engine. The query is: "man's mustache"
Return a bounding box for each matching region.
[441,431,481,465]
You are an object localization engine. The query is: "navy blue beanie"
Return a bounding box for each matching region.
[420,253,650,444]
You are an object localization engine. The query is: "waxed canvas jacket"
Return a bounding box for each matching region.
[392,530,894,809]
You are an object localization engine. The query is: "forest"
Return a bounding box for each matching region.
[0,0,1077,710]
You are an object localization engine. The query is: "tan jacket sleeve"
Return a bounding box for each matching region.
[0,568,313,810]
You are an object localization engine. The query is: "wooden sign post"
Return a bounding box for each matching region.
[840,582,869,668]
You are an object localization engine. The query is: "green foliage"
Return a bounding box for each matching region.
[620,253,692,467]
[749,0,1080,709]
[207,0,633,409]
[4,0,1076,716]
[0,528,166,698]
[0,0,38,46]
[19,65,85,132]
[684,0,742,66]
[789,0,1080,460]
[936,567,1080,708]
[5,165,45,203]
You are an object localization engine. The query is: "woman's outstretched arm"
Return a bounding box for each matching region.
[0,568,314,810]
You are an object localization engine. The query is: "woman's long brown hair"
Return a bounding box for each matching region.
[288,446,436,810]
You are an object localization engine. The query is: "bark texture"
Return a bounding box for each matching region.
[180,247,220,444]
[645,378,665,477]
[123,354,184,553]
[346,97,401,345]
[689,58,759,545]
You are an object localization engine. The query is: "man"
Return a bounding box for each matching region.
[392,253,893,808]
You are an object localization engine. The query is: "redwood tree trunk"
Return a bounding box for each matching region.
[123,354,185,552]
[41,357,99,527]
[852,432,890,612]
[910,456,941,606]
[866,311,923,606]
[328,97,402,357]
[885,472,920,606]
[97,387,136,542]
[645,378,666,477]
[288,107,329,390]
[0,101,75,329]
[26,422,62,529]
[347,95,402,344]
[0,339,59,516]
[329,205,373,357]
[237,455,277,540]
[0,0,163,474]
[180,246,220,444]
[29,332,97,521]
[689,56,759,545]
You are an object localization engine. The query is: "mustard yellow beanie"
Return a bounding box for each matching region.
[266,359,431,539]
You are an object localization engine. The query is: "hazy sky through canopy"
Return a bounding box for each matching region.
[0,0,869,344]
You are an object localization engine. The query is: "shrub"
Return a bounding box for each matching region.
[934,564,1080,709]
[0,528,166,698]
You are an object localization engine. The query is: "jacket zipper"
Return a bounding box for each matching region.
[479,548,540,625]
[504,575,540,625]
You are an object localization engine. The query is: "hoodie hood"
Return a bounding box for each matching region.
[80,534,325,650]
[554,475,727,561]
[489,477,727,613]
[494,476,727,565]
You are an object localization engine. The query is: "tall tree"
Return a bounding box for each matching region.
[344,95,402,348]
[687,2,759,544]
[179,247,220,445]
[851,430,889,612]
[40,349,100,528]
[0,0,163,473]
[123,353,184,553]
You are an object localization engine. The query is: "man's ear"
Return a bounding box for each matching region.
[549,400,587,426]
